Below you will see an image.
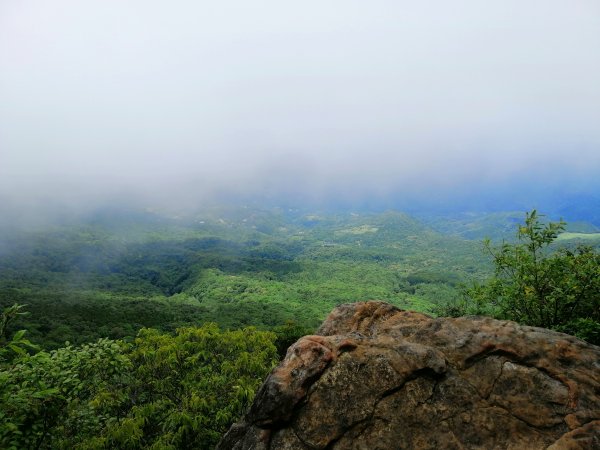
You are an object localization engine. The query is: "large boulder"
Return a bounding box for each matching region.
[218,301,600,449]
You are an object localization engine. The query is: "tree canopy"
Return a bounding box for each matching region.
[0,309,278,450]
[454,210,600,344]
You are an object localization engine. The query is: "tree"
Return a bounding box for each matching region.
[0,336,131,450]
[0,315,278,449]
[96,325,278,449]
[459,210,600,344]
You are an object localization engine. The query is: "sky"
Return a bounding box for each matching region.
[1,0,600,212]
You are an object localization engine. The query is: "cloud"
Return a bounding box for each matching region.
[1,0,599,210]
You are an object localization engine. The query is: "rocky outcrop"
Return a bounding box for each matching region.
[218,301,600,449]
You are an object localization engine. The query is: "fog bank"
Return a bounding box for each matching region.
[1,1,599,214]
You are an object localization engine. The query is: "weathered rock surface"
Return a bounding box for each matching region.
[218,302,600,449]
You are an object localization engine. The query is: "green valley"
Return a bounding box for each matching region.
[0,207,494,349]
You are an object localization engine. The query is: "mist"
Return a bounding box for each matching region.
[1,0,599,217]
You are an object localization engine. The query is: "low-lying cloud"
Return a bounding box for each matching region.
[1,0,599,212]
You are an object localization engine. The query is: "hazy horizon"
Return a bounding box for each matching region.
[1,1,599,215]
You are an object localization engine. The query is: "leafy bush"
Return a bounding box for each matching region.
[454,211,600,344]
[0,337,130,449]
[97,325,278,449]
[0,304,278,449]
[272,320,314,358]
[555,318,600,345]
[0,303,38,362]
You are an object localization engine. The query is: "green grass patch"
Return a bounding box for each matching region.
[556,232,600,241]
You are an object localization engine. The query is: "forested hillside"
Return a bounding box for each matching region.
[0,207,495,349]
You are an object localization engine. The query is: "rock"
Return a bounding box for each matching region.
[218,301,600,450]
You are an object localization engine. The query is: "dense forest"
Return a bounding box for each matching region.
[0,207,500,348]
[1,206,598,448]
